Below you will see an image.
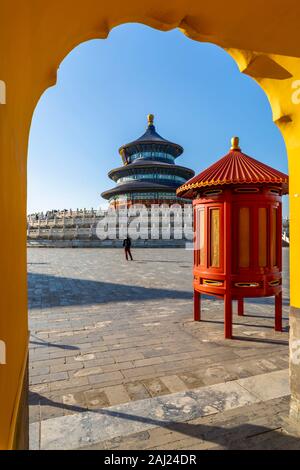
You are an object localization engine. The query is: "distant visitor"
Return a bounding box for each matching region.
[123,236,133,261]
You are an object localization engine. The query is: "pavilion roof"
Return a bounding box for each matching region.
[177,137,288,198]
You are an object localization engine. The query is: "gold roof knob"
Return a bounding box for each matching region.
[147,114,154,126]
[230,136,241,151]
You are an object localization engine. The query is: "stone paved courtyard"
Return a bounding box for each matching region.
[28,247,299,449]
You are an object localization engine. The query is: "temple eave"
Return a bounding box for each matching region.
[119,141,183,158]
[101,181,182,200]
[108,162,195,182]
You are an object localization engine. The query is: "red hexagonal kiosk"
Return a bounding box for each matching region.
[177,137,288,339]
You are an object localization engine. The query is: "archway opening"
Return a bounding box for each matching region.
[27,23,290,450]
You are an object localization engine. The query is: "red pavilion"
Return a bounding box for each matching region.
[177,137,288,339]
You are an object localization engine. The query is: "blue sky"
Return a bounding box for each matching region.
[28,23,288,216]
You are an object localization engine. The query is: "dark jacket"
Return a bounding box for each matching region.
[123,238,131,249]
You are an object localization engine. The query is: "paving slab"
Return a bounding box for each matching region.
[237,369,290,401]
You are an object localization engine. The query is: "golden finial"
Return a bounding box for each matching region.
[230,136,240,151]
[147,114,154,126]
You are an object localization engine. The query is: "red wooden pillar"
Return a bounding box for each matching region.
[224,294,232,339]
[275,290,282,332]
[238,299,244,316]
[194,290,201,321]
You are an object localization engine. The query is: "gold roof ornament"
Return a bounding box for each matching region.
[147,114,154,126]
[230,136,241,151]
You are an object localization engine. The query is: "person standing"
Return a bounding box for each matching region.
[123,236,133,261]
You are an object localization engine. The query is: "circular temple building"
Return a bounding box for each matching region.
[101,115,195,208]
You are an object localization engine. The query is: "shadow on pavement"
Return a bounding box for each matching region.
[28,272,192,309]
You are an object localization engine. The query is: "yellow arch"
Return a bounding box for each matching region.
[1,0,300,449]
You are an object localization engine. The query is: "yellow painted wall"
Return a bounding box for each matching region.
[1,0,300,449]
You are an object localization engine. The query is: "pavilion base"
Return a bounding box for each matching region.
[194,290,282,340]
